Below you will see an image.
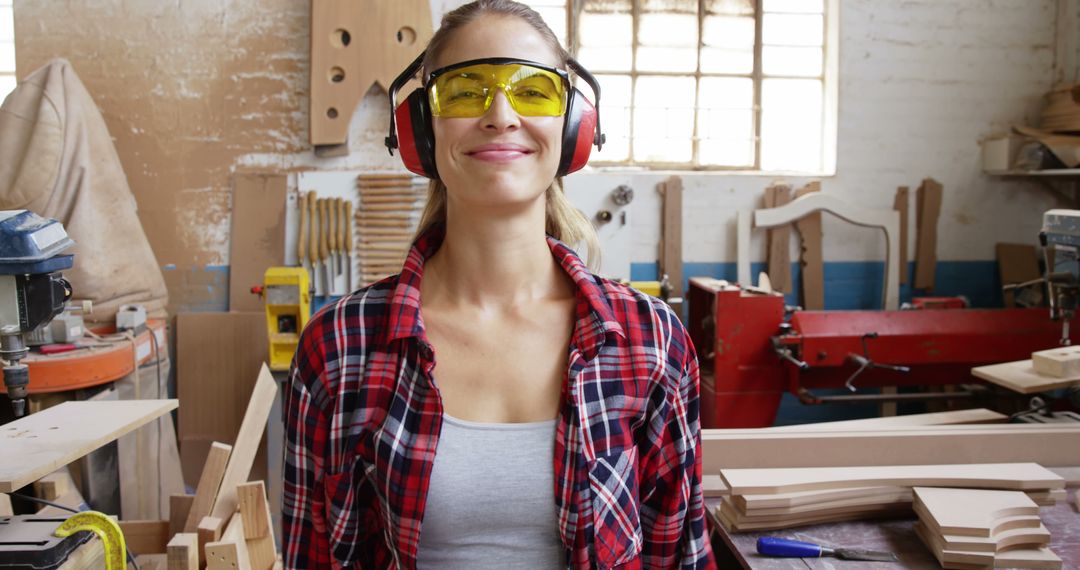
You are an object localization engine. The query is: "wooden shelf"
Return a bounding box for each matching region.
[987,169,1080,177]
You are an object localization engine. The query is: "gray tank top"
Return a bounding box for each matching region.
[415,414,565,569]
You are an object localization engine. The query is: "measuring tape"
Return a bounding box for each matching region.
[53,511,127,570]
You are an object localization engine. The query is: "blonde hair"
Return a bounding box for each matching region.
[413,0,601,268]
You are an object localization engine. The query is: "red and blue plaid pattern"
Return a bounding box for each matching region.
[282,228,715,569]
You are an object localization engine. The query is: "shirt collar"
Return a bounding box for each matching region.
[382,225,625,355]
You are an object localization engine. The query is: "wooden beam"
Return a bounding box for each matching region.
[794,182,823,309]
[209,365,278,521]
[893,186,909,285]
[197,516,226,568]
[659,176,684,317]
[702,424,1080,473]
[119,520,171,555]
[0,400,178,493]
[914,178,943,290]
[764,184,793,293]
[184,442,233,532]
[166,533,198,570]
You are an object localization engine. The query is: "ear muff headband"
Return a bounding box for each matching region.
[385,52,605,179]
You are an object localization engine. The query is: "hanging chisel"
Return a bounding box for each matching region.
[344,199,353,293]
[307,191,321,295]
[327,195,339,288]
[319,198,331,295]
[335,197,345,279]
[298,191,309,279]
[757,537,897,562]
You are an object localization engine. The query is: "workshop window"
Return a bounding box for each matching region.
[524,0,838,174]
[0,0,13,101]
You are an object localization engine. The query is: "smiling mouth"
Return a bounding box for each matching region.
[465,148,535,162]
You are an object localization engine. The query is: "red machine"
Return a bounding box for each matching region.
[687,278,1078,428]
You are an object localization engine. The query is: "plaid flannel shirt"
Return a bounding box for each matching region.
[282,228,715,569]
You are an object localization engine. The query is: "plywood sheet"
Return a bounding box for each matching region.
[914,487,1040,537]
[229,173,287,313]
[972,359,1080,394]
[0,400,177,492]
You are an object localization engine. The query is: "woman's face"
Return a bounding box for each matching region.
[430,15,564,213]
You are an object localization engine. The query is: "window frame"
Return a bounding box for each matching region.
[561,0,838,175]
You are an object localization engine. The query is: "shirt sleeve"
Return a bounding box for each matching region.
[639,337,716,569]
[281,323,336,569]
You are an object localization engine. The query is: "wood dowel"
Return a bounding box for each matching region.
[361,195,424,204]
[357,219,413,228]
[362,203,420,211]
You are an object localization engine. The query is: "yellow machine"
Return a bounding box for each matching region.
[251,267,311,371]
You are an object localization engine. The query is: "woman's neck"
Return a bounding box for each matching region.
[422,198,570,309]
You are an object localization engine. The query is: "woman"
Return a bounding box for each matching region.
[282,1,714,568]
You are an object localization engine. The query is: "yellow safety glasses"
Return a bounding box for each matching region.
[427,58,569,118]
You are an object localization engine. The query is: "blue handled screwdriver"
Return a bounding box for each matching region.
[757,537,897,562]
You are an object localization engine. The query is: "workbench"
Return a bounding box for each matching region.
[707,491,1080,568]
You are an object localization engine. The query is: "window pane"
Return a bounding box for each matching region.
[701,15,754,74]
[593,75,631,161]
[704,0,754,16]
[0,74,15,102]
[0,9,12,42]
[700,47,753,74]
[761,78,822,172]
[633,76,695,162]
[579,13,632,72]
[763,45,822,77]
[532,6,567,48]
[764,0,823,14]
[638,12,698,72]
[698,77,754,166]
[0,41,13,72]
[763,13,823,47]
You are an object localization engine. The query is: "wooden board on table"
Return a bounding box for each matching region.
[228,173,287,313]
[764,408,1007,431]
[721,494,907,525]
[721,462,1062,495]
[716,500,908,532]
[914,177,943,290]
[914,487,1040,537]
[794,182,824,308]
[0,400,177,493]
[737,485,907,510]
[166,532,198,570]
[737,489,913,517]
[209,365,278,522]
[915,520,1062,569]
[702,424,1080,472]
[1032,345,1080,378]
[764,184,793,293]
[940,524,1051,553]
[972,359,1080,394]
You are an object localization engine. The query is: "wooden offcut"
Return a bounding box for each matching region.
[206,514,252,570]
[972,359,1080,394]
[166,532,198,570]
[793,182,823,309]
[997,243,1041,307]
[169,494,194,537]
[763,408,1007,431]
[914,487,1040,537]
[119,520,170,555]
[0,399,177,493]
[894,186,909,285]
[764,184,793,293]
[914,178,943,290]
[184,442,233,532]
[1031,345,1080,378]
[238,481,276,570]
[659,176,684,317]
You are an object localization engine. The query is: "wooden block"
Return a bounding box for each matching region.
[229,174,287,313]
[170,494,195,537]
[206,514,251,570]
[237,482,271,539]
[794,182,823,309]
[997,243,1040,307]
[913,487,1040,537]
[119,520,170,555]
[0,493,11,516]
[914,177,943,290]
[972,359,1080,394]
[33,468,72,501]
[0,400,178,493]
[720,462,1063,495]
[1032,345,1080,378]
[209,365,278,521]
[702,474,728,498]
[701,424,1080,473]
[764,184,793,293]
[197,516,226,567]
[167,532,198,570]
[763,408,1007,431]
[184,442,233,532]
[894,186,909,285]
[135,553,169,570]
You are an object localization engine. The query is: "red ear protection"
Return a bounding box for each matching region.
[385,53,605,179]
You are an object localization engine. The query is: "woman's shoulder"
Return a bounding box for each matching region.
[589,274,693,356]
[299,274,402,351]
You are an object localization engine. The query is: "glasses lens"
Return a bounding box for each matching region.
[430,63,566,118]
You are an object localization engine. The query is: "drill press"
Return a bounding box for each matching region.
[0,210,74,418]
[1040,209,1080,346]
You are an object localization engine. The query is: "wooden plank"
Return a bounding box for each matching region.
[229,173,287,312]
[764,408,1007,431]
[209,365,278,521]
[764,184,793,293]
[739,488,913,517]
[166,532,198,570]
[701,424,1080,472]
[914,177,943,290]
[794,182,823,309]
[1032,345,1080,378]
[738,485,908,510]
[894,186,910,285]
[170,494,194,537]
[720,463,1062,495]
[721,494,906,525]
[184,442,233,532]
[997,243,1040,307]
[197,516,226,567]
[659,176,684,317]
[914,487,1040,537]
[972,359,1080,394]
[206,514,252,570]
[939,524,1051,553]
[0,400,177,493]
[716,499,907,531]
[119,520,170,555]
[136,554,168,570]
[238,481,276,570]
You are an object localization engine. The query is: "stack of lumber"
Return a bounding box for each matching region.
[913,487,1061,569]
[716,463,1065,532]
[973,345,1080,394]
[355,174,427,284]
[1040,84,1080,134]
